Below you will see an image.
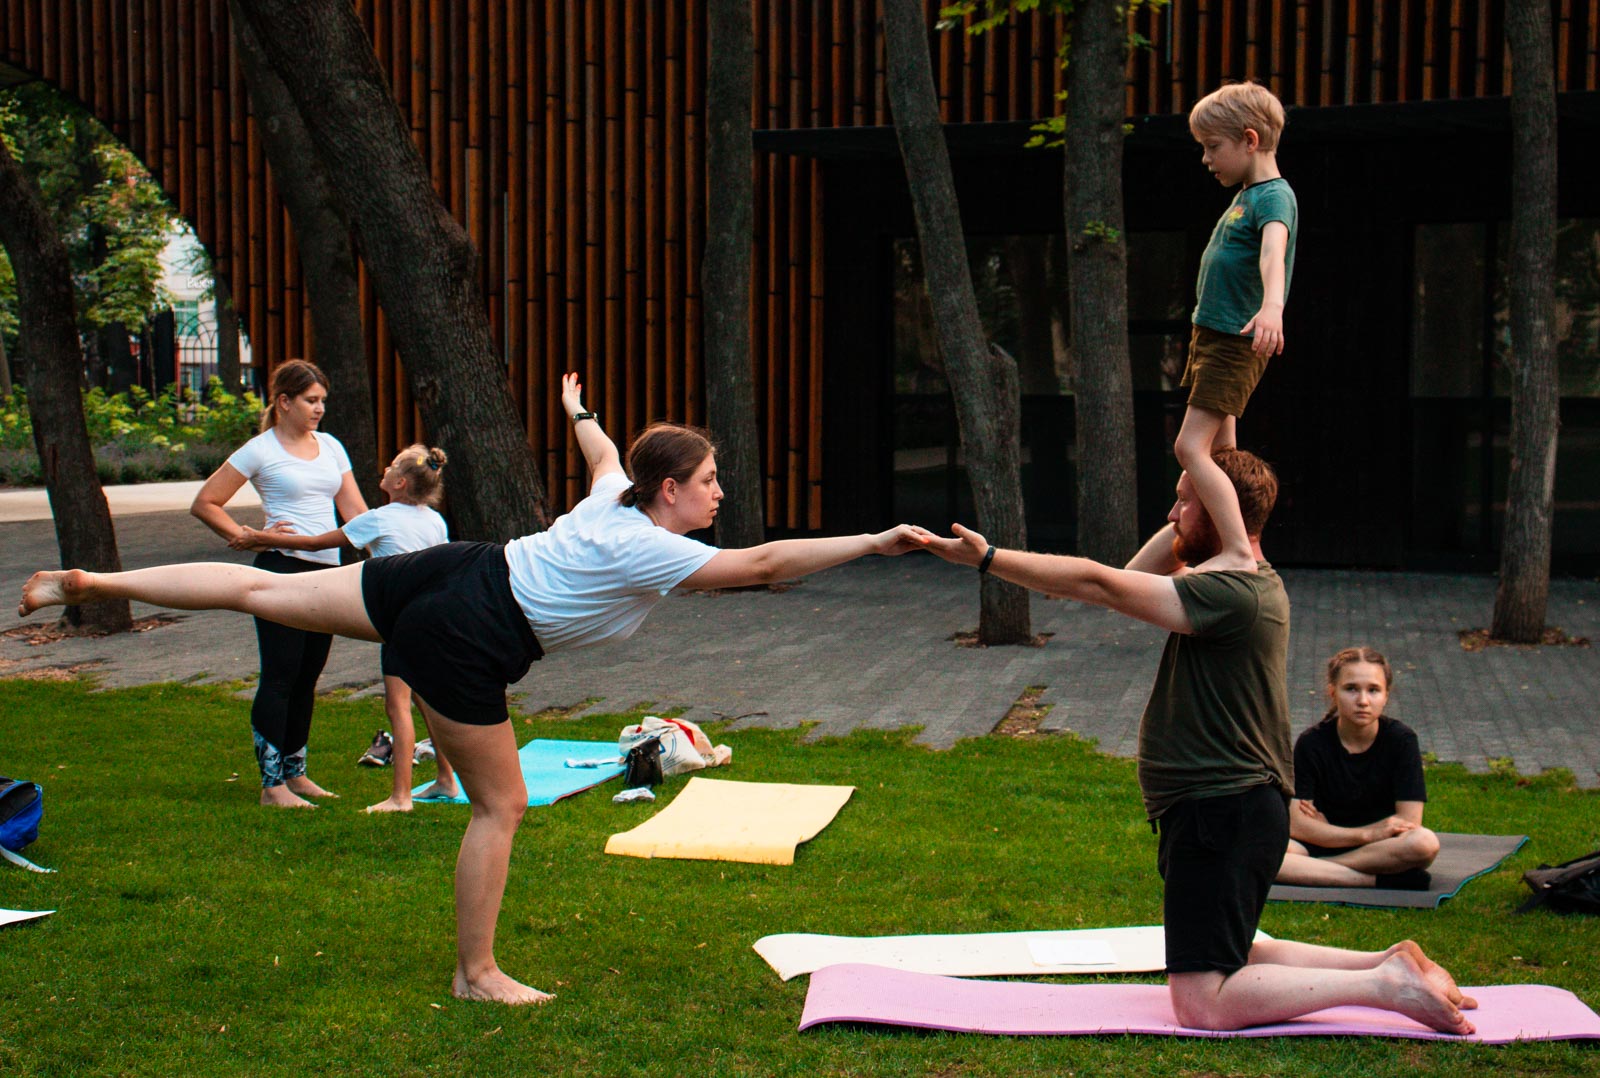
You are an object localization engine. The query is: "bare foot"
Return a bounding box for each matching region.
[260,785,317,809]
[1378,952,1475,1035]
[286,776,338,799]
[19,569,93,616]
[365,795,413,814]
[414,780,460,801]
[453,966,553,1006]
[1394,940,1478,1011]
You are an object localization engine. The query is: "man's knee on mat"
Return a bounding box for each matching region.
[1168,970,1241,1030]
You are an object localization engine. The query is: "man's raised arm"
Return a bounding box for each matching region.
[911,524,1192,634]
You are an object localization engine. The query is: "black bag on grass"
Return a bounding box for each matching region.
[1519,850,1600,914]
[0,776,53,873]
[622,737,665,789]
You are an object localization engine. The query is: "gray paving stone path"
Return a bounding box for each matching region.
[4,505,1598,786]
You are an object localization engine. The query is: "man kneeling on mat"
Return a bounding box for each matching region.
[914,449,1475,1035]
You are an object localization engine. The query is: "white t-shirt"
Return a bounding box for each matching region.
[227,429,353,566]
[342,502,449,559]
[503,470,718,653]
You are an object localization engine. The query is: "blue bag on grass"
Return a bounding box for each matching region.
[0,776,54,874]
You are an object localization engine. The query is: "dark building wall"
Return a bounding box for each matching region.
[1,2,1595,547]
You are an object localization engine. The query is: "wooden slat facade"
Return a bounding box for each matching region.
[1,1,1595,525]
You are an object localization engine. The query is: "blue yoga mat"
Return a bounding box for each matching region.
[412,738,623,806]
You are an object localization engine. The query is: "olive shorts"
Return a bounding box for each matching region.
[1181,323,1270,418]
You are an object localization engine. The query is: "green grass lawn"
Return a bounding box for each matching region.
[1,678,1597,1077]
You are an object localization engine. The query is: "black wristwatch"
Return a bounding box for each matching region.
[571,411,598,424]
[977,546,997,574]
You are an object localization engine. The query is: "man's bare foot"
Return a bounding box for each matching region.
[19,569,94,616]
[261,785,316,809]
[414,780,460,801]
[365,795,413,814]
[1378,952,1475,1035]
[453,966,553,1006]
[1394,940,1478,1010]
[286,776,338,799]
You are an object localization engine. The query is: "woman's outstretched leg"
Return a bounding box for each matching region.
[20,563,380,641]
[419,698,550,1006]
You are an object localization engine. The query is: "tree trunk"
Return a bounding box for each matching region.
[882,0,1030,645]
[0,328,11,397]
[230,2,382,510]
[213,271,243,394]
[232,0,548,539]
[1064,0,1139,566]
[1491,0,1560,643]
[703,0,765,550]
[0,136,131,633]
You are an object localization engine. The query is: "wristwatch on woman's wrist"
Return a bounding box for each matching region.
[571,411,598,424]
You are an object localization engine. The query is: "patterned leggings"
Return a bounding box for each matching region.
[250,551,334,788]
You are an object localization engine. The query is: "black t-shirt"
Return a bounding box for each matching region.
[1292,715,1426,828]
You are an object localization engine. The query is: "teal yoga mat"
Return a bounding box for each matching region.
[412,738,623,806]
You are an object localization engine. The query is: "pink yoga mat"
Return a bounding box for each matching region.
[799,964,1600,1044]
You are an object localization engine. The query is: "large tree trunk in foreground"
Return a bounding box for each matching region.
[703,0,765,550]
[0,136,131,633]
[233,0,548,539]
[213,272,243,395]
[230,2,381,510]
[1064,0,1139,566]
[1491,0,1560,642]
[882,0,1030,646]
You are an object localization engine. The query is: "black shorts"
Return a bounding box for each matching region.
[1156,783,1289,975]
[360,542,542,725]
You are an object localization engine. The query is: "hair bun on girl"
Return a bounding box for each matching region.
[426,446,448,471]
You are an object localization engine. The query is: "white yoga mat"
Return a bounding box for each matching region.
[0,908,54,929]
[753,925,1274,981]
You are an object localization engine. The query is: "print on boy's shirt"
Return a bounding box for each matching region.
[1225,204,1247,227]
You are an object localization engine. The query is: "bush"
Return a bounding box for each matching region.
[0,379,264,487]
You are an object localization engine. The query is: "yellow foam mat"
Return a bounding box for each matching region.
[604,777,855,864]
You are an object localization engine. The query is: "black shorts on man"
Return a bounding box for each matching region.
[1157,783,1289,974]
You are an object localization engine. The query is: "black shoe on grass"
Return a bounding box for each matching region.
[357,730,394,768]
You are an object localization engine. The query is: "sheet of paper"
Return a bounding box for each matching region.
[0,908,55,929]
[1027,937,1117,966]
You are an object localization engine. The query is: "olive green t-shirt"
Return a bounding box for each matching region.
[1136,564,1294,821]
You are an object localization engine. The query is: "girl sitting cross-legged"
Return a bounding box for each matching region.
[1276,646,1440,890]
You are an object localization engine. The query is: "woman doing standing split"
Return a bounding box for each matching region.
[20,372,926,1005]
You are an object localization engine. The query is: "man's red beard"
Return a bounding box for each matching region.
[1172,512,1222,565]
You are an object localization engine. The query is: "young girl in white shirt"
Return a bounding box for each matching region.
[236,444,458,814]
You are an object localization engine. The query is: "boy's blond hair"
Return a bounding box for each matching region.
[1189,82,1287,151]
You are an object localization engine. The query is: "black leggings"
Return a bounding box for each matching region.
[250,550,334,786]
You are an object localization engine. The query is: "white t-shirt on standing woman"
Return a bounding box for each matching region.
[227,429,353,567]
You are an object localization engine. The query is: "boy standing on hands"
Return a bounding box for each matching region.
[1176,81,1298,573]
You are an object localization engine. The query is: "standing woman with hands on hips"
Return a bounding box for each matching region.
[21,371,927,1005]
[190,359,368,809]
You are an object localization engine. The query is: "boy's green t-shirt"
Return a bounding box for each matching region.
[1192,177,1298,336]
[1136,564,1295,821]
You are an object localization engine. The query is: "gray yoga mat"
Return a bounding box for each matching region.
[1268,832,1528,909]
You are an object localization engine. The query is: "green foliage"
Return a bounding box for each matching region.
[0,379,261,485]
[1,678,1597,1077]
[1080,219,1123,245]
[939,0,1172,150]
[0,82,177,354]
